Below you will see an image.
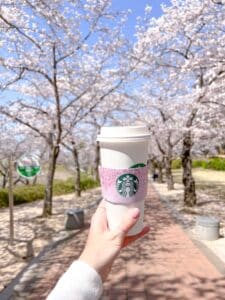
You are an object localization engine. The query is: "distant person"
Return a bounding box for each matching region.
[47,202,149,300]
[152,172,159,182]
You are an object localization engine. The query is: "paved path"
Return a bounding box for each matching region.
[7,185,225,299]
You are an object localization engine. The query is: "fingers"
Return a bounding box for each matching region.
[98,200,106,209]
[122,226,150,248]
[91,200,108,232]
[114,208,140,239]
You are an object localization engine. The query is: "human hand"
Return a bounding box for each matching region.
[79,201,149,281]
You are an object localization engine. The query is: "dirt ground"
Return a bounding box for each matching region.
[173,168,225,189]
[0,188,101,292]
[156,168,225,226]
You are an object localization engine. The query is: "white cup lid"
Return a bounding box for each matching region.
[97,125,150,142]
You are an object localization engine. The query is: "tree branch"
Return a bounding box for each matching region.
[18,101,49,116]
[52,43,62,146]
[0,14,41,50]
[0,107,47,141]
[0,68,25,90]
[22,66,53,85]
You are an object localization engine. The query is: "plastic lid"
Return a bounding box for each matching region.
[196,216,219,227]
[97,125,151,142]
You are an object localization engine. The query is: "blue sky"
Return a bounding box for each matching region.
[111,0,171,40]
[0,1,171,105]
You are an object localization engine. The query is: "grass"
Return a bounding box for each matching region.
[172,157,225,171]
[0,175,99,208]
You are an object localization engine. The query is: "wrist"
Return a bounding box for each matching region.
[79,252,108,282]
[79,251,99,275]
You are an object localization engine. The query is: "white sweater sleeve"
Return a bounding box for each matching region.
[46,260,103,300]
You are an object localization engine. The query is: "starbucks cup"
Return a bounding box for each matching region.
[97,126,150,236]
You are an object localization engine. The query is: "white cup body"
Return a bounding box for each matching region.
[97,126,149,236]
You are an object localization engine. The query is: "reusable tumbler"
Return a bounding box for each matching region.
[97,125,150,236]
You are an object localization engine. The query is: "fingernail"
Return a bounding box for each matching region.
[132,208,140,219]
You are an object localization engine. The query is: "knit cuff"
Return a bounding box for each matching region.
[47,260,103,300]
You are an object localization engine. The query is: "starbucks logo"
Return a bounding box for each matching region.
[116,174,139,198]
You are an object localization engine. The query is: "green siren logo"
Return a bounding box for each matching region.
[116,174,139,198]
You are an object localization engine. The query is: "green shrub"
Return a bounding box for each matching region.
[13,184,45,206]
[0,189,8,207]
[172,157,225,171]
[191,158,225,171]
[53,179,74,196]
[172,159,182,169]
[206,157,225,171]
[192,160,205,168]
[202,160,208,169]
[80,174,99,190]
[0,175,99,208]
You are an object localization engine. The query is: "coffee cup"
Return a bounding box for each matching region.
[97,125,150,236]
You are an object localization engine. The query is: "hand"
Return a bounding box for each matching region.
[79,201,149,281]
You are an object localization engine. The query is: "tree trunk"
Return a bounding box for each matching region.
[158,162,163,183]
[42,44,62,216]
[32,176,38,185]
[2,174,7,189]
[164,155,174,190]
[149,158,156,175]
[72,146,81,197]
[181,131,197,206]
[42,145,59,217]
[94,141,100,182]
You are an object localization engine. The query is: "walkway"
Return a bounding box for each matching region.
[7,185,225,299]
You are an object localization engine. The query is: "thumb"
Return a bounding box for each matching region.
[114,208,140,239]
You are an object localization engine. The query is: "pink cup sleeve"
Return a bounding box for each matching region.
[98,165,148,205]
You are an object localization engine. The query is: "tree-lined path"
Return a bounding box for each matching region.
[6,184,225,300]
[0,1,225,298]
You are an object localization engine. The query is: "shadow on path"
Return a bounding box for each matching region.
[3,185,225,300]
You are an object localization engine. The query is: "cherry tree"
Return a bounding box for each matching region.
[133,0,225,206]
[0,0,131,215]
[85,92,135,180]
[62,124,91,197]
[0,115,46,188]
[148,106,182,190]
[131,78,183,190]
[60,89,132,196]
